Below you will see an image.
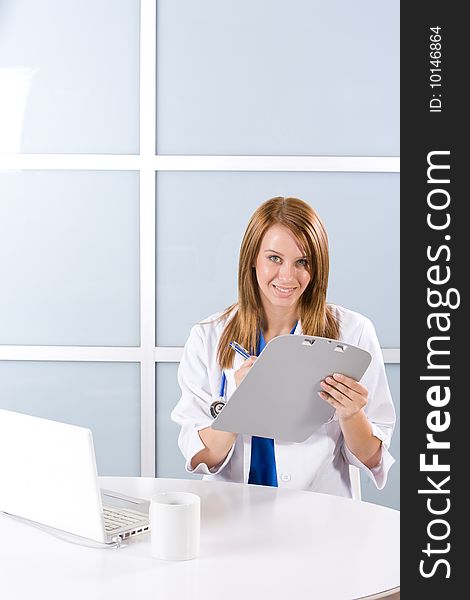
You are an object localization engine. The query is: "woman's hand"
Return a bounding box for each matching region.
[318,373,368,421]
[234,356,257,387]
[319,373,382,469]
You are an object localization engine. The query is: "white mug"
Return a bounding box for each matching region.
[149,492,201,560]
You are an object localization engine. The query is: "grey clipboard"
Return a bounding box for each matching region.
[212,334,372,443]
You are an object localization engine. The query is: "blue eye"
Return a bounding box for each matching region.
[297,259,308,267]
[268,255,281,263]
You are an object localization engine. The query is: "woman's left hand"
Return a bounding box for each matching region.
[319,373,368,421]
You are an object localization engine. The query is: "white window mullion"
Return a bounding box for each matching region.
[154,155,400,172]
[139,0,157,477]
[0,346,400,364]
[0,347,141,361]
[0,154,399,173]
[0,154,140,170]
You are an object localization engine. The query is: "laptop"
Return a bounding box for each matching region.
[0,409,150,544]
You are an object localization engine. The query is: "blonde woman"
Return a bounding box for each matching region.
[171,197,395,497]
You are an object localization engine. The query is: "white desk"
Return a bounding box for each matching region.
[1,477,399,600]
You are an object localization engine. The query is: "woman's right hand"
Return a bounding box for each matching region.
[234,356,257,387]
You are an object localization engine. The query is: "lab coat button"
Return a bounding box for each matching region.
[281,473,291,482]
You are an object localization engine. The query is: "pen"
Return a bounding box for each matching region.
[229,340,251,360]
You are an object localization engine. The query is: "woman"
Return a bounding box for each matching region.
[171,197,395,498]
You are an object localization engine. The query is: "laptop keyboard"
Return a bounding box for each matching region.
[103,506,146,532]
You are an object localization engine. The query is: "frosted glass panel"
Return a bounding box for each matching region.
[362,364,400,510]
[0,0,139,154]
[156,363,201,480]
[0,361,141,476]
[0,171,140,346]
[156,172,399,347]
[157,0,399,155]
[156,362,399,509]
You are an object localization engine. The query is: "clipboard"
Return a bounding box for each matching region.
[212,334,372,443]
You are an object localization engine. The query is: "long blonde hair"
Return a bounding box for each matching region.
[216,197,340,369]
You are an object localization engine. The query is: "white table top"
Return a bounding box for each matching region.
[1,477,399,600]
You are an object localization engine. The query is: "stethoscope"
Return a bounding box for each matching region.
[209,341,251,419]
[209,374,229,419]
[209,325,297,419]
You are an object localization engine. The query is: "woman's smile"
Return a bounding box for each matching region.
[271,284,297,297]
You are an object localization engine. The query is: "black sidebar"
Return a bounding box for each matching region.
[401,3,465,597]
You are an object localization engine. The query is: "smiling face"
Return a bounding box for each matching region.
[254,224,311,314]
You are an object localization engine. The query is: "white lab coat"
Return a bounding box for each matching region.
[171,304,396,498]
